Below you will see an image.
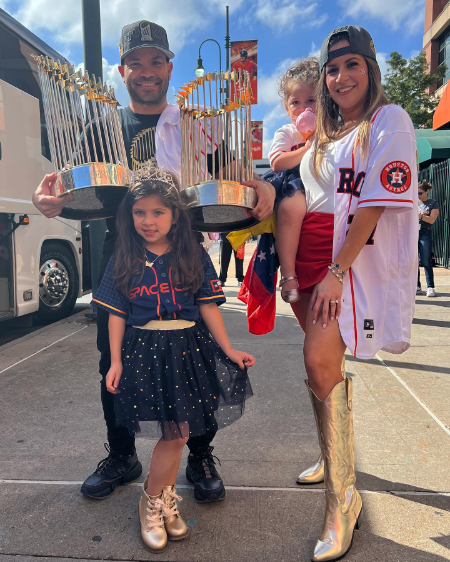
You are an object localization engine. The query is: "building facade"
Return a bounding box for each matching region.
[424,0,450,97]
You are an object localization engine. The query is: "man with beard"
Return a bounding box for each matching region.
[33,21,274,505]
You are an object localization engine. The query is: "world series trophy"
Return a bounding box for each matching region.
[32,55,130,220]
[177,70,257,232]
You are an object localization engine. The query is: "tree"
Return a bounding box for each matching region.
[384,51,446,128]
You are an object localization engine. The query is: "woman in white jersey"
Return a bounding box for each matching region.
[291,26,418,561]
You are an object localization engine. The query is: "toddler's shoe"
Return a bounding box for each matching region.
[279,276,300,303]
[138,480,169,553]
[162,485,189,540]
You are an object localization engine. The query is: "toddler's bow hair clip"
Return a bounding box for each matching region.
[130,164,179,192]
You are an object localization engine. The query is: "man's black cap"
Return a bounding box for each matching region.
[119,21,175,63]
[319,25,376,73]
[240,49,248,57]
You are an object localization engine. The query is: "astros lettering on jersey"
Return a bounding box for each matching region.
[333,104,418,359]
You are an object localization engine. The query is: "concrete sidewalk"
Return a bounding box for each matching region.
[0,247,449,562]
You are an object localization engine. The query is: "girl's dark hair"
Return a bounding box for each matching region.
[114,170,204,295]
[418,180,433,192]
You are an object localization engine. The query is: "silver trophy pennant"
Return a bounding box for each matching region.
[33,55,131,220]
[177,70,257,232]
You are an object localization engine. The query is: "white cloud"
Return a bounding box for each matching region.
[258,57,298,106]
[255,0,327,31]
[11,0,211,54]
[376,52,388,82]
[338,0,425,34]
[309,42,320,58]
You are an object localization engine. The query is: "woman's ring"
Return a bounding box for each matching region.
[330,300,339,304]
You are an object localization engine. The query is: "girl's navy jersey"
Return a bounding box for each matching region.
[92,248,225,324]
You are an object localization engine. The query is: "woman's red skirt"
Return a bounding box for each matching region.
[296,212,334,294]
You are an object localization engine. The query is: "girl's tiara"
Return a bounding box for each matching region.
[130,165,179,192]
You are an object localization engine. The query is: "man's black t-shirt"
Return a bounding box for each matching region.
[100,108,161,278]
[118,107,160,171]
[98,106,225,281]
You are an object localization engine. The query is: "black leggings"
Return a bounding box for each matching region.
[219,235,244,283]
[96,307,217,456]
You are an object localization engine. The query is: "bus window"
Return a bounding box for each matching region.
[0,23,51,160]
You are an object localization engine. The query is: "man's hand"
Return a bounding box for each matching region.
[32,173,73,218]
[243,178,275,222]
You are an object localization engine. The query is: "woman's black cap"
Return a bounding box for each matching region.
[319,25,377,73]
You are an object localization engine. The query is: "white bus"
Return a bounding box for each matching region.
[0,8,91,324]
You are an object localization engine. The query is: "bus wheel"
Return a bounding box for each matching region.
[35,244,79,324]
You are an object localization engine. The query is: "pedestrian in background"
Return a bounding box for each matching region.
[219,232,244,287]
[417,180,440,297]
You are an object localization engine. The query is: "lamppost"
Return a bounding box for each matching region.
[82,0,105,318]
[195,39,222,77]
[194,5,230,77]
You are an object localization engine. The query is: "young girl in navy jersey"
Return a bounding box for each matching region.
[266,58,319,303]
[92,168,254,553]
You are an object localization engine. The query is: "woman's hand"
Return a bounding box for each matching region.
[311,270,344,328]
[243,178,275,222]
[225,348,256,370]
[32,173,74,218]
[106,362,123,394]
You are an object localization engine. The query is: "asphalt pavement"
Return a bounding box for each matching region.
[0,244,449,562]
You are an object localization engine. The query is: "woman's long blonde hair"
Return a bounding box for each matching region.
[312,35,389,177]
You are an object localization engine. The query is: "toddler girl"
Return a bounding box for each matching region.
[92,167,255,553]
[266,58,319,302]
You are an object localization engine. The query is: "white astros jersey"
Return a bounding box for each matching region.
[269,123,306,166]
[333,105,418,359]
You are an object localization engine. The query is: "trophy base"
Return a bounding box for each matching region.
[55,163,130,220]
[180,181,258,232]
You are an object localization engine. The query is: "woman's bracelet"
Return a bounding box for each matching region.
[328,265,344,284]
[330,262,346,276]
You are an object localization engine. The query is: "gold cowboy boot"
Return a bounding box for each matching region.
[307,377,362,562]
[162,485,190,541]
[296,453,324,485]
[297,359,346,486]
[138,479,170,553]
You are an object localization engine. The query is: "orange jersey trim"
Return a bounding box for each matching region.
[149,265,162,320]
[348,268,358,357]
[196,295,225,301]
[359,198,413,204]
[92,299,126,316]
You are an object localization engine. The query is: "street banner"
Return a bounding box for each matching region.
[231,40,258,104]
[251,120,263,160]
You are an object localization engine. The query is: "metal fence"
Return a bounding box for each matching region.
[418,159,450,268]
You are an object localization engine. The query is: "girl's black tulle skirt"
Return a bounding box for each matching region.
[262,166,304,205]
[114,321,252,440]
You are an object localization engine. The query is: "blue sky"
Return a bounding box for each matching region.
[1,0,426,156]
